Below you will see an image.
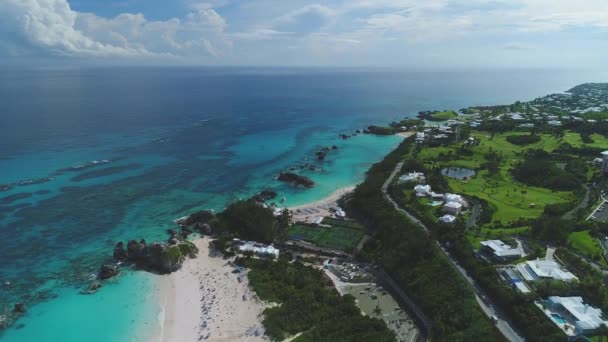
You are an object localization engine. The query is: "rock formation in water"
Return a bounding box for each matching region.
[99,264,120,279]
[112,239,199,274]
[253,189,278,203]
[277,172,315,188]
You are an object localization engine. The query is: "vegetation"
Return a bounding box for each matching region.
[238,257,395,341]
[287,224,364,251]
[568,230,604,260]
[513,149,582,191]
[506,134,541,146]
[216,199,279,243]
[344,139,503,341]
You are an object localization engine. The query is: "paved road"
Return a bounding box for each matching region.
[382,161,525,342]
[563,184,590,220]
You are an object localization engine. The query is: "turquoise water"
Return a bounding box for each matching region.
[551,313,567,324]
[1,67,606,341]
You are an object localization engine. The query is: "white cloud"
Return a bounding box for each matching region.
[0,0,231,60]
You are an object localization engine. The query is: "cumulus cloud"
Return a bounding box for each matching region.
[0,0,231,60]
[273,4,336,33]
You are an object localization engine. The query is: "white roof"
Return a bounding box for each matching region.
[548,296,608,331]
[516,260,578,282]
[444,193,467,205]
[444,201,463,209]
[438,214,456,223]
[480,240,522,257]
[601,150,608,156]
[414,184,431,193]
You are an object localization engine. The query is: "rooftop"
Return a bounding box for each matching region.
[516,259,577,282]
[480,240,522,257]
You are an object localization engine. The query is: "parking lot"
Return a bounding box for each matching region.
[588,198,608,222]
[345,284,418,342]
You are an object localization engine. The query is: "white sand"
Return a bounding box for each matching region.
[157,237,266,342]
[396,131,415,138]
[288,186,355,223]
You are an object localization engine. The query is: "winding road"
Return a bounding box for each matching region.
[382,161,525,342]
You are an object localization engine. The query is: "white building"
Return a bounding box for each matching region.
[415,132,426,143]
[480,240,523,261]
[444,193,468,206]
[414,184,431,197]
[399,172,425,183]
[601,151,608,175]
[443,201,463,214]
[516,259,578,282]
[545,296,608,335]
[238,241,280,258]
[438,214,456,224]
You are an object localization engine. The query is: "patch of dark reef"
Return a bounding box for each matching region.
[0,193,33,206]
[69,163,143,182]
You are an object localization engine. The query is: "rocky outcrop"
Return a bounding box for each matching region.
[277,172,315,188]
[99,264,119,280]
[176,210,215,227]
[113,242,128,261]
[339,134,351,140]
[81,281,102,295]
[253,189,278,203]
[316,151,327,161]
[331,145,338,150]
[13,303,25,313]
[113,239,199,274]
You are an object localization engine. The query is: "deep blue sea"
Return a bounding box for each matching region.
[0,67,606,341]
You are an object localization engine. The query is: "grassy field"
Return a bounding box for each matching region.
[567,230,604,259]
[287,223,364,251]
[430,110,458,120]
[415,131,577,227]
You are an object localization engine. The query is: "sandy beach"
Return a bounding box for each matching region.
[396,131,415,138]
[288,186,355,223]
[156,237,266,342]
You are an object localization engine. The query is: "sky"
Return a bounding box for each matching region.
[0,0,607,68]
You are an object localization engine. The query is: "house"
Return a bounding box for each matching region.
[438,214,456,224]
[399,172,425,183]
[444,193,467,206]
[480,240,523,261]
[516,259,578,282]
[443,201,463,214]
[238,241,280,258]
[544,296,608,335]
[415,132,426,143]
[414,184,431,197]
[430,192,444,200]
[601,151,608,174]
[548,120,562,126]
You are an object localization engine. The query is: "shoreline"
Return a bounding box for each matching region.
[288,186,355,223]
[155,237,266,342]
[154,184,360,341]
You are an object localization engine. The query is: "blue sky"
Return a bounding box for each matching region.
[1,0,607,67]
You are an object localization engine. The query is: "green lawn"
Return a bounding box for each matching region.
[567,230,604,260]
[414,131,577,227]
[430,110,458,120]
[287,224,364,251]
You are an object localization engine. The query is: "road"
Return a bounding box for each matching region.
[382,161,525,342]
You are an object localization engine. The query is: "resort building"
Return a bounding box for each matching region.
[414,184,431,197]
[399,172,425,183]
[444,193,467,206]
[438,214,456,224]
[515,259,578,282]
[443,201,463,215]
[238,241,280,258]
[541,296,608,336]
[480,240,523,262]
[601,151,608,175]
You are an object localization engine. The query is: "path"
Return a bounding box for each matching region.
[563,184,590,220]
[383,161,524,342]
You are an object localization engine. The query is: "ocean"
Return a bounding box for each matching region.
[0,67,606,341]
